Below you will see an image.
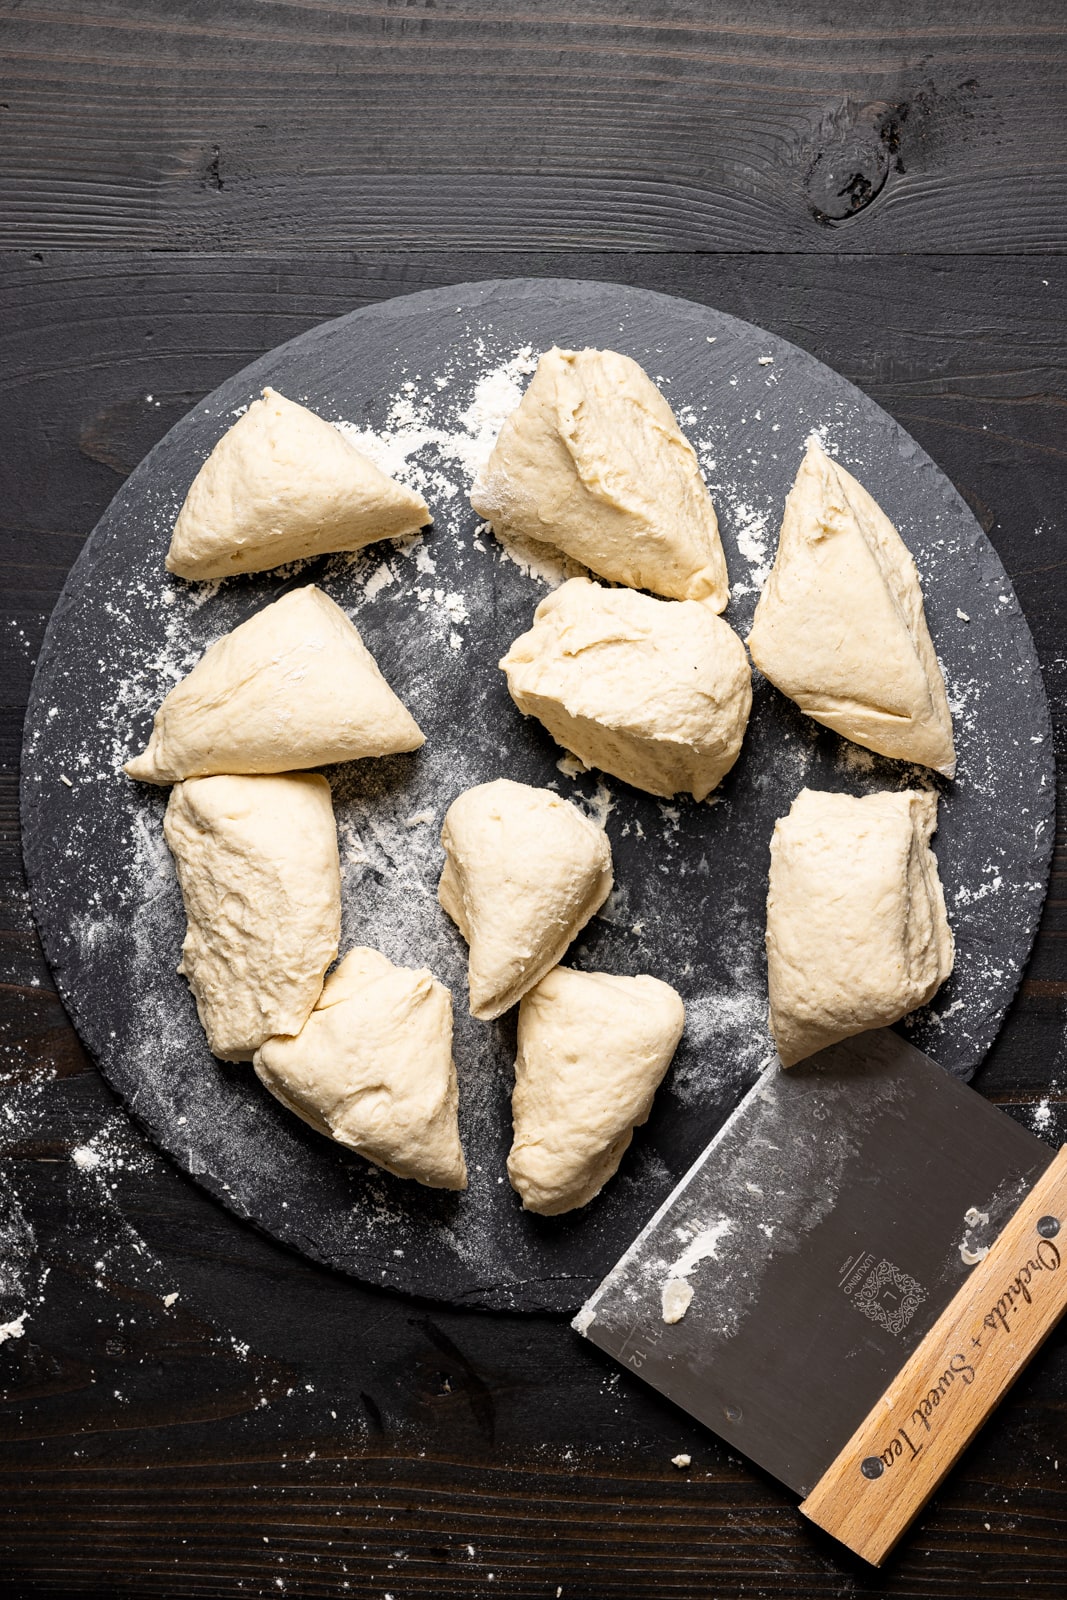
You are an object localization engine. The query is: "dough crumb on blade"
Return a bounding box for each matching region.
[167,386,430,581]
[471,346,729,607]
[163,772,341,1062]
[125,584,424,784]
[766,787,954,1068]
[661,1278,695,1325]
[508,965,685,1216]
[438,778,613,1021]
[747,439,955,776]
[254,947,467,1190]
[500,576,752,800]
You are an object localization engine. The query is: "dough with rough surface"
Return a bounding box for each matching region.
[166,387,430,581]
[500,577,752,800]
[438,778,613,1021]
[164,772,341,1062]
[254,947,467,1190]
[471,347,729,606]
[747,440,955,775]
[126,585,424,784]
[766,787,954,1067]
[508,966,685,1215]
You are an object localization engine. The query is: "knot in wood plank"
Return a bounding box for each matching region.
[805,99,907,225]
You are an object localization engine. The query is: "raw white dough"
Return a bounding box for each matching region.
[500,577,752,800]
[126,585,424,784]
[163,772,341,1062]
[747,440,956,775]
[438,779,613,1021]
[507,966,685,1215]
[766,787,954,1068]
[661,1278,695,1325]
[254,947,467,1190]
[166,387,430,581]
[471,347,729,606]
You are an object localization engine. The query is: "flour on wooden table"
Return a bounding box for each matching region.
[0,1168,45,1345]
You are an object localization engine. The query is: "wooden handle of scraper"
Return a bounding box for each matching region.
[800,1144,1067,1566]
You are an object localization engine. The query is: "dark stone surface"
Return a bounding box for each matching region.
[20,277,1054,1313]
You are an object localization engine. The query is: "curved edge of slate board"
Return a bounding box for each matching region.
[20,277,1056,1312]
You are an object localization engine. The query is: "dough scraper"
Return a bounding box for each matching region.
[573,1029,1067,1564]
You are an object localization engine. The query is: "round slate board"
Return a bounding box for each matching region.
[21,278,1055,1313]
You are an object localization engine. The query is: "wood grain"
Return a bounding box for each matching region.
[1,1,1065,254]
[0,250,1064,1594]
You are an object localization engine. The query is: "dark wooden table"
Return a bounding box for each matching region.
[1,5,1065,1595]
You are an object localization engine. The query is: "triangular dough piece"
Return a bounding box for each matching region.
[166,387,430,581]
[747,440,955,775]
[164,773,341,1062]
[254,947,467,1190]
[438,779,613,1021]
[126,585,424,784]
[508,966,685,1215]
[471,347,729,607]
[500,577,752,800]
[766,787,954,1068]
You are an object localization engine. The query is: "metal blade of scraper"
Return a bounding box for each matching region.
[574,1029,1056,1503]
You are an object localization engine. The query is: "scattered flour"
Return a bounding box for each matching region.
[333,346,591,599]
[335,345,537,506]
[668,1217,735,1279]
[576,781,614,832]
[728,501,773,593]
[0,1170,47,1347]
[18,303,1054,1313]
[660,1218,734,1323]
[362,563,397,601]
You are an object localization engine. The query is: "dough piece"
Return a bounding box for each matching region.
[661,1279,695,1325]
[126,585,424,784]
[500,577,752,801]
[254,947,467,1190]
[166,387,430,581]
[438,779,613,1021]
[747,440,956,776]
[471,347,729,607]
[508,966,685,1215]
[766,787,954,1068]
[164,772,341,1062]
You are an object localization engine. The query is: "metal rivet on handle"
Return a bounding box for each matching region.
[1037,1216,1061,1239]
[724,1403,743,1423]
[861,1457,885,1480]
